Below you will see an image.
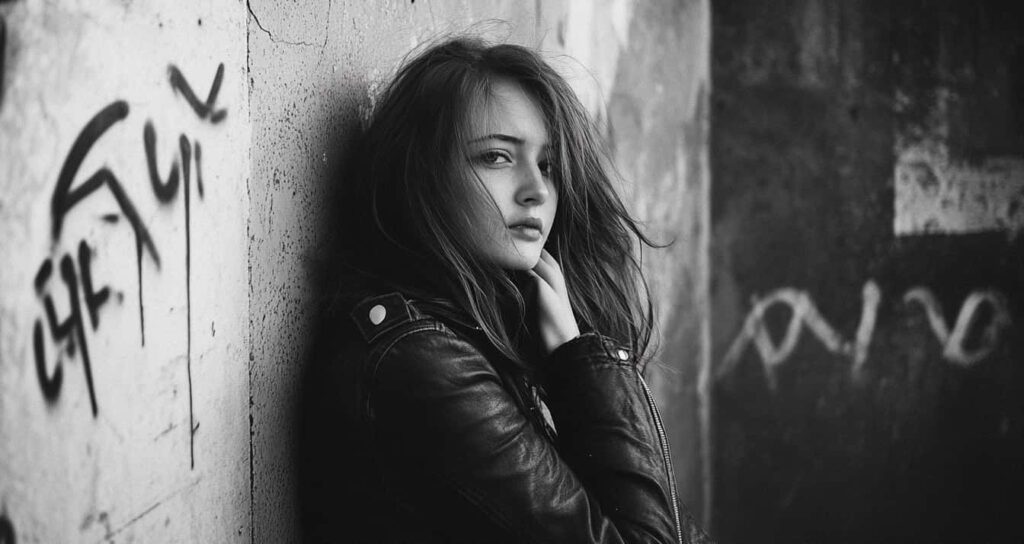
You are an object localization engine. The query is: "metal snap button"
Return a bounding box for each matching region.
[369,304,387,325]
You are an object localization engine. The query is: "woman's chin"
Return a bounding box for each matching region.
[479,238,545,271]
[500,258,540,271]
[495,249,542,271]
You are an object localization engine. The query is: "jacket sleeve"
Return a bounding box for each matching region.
[367,325,691,543]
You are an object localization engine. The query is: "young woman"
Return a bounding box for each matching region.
[300,37,712,543]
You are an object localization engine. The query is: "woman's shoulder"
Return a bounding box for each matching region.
[338,292,523,413]
[341,291,492,367]
[344,291,476,339]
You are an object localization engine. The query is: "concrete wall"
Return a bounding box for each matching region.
[0,0,709,541]
[0,1,250,542]
[606,1,712,526]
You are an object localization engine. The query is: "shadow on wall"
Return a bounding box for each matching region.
[294,80,371,543]
[0,513,14,544]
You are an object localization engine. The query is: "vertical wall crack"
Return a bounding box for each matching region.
[247,0,325,48]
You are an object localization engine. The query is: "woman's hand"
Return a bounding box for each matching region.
[528,249,581,354]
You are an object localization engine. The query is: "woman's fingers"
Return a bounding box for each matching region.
[539,249,564,277]
[539,248,558,268]
[527,269,579,354]
[530,250,580,354]
[534,249,567,294]
[532,253,558,289]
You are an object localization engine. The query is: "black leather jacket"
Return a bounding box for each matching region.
[299,291,712,543]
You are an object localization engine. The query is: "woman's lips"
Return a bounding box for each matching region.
[508,218,543,242]
[509,225,543,241]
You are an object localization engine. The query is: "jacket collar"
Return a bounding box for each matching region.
[406,296,482,331]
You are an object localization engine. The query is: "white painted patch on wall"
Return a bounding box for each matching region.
[894,144,1024,236]
[893,85,1024,237]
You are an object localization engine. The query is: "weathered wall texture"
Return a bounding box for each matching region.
[711,0,1024,542]
[0,1,250,542]
[606,0,712,526]
[248,0,710,541]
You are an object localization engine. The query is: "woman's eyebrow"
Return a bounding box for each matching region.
[469,134,551,151]
[469,133,524,145]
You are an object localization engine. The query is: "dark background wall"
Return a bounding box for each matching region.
[710,0,1024,542]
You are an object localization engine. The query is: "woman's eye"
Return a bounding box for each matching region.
[477,150,511,166]
[538,159,555,178]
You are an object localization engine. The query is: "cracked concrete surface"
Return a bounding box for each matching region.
[246,0,330,51]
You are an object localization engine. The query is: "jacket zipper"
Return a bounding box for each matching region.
[637,370,683,544]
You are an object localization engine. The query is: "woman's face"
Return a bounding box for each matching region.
[462,78,558,271]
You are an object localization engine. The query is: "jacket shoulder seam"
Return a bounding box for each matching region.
[368,318,450,368]
[363,318,470,401]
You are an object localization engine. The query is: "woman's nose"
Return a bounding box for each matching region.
[515,163,549,206]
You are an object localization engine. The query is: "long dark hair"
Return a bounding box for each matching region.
[338,37,657,368]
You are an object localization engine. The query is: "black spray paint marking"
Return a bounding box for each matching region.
[34,261,66,402]
[0,512,15,544]
[62,253,98,416]
[52,101,161,345]
[144,120,181,202]
[52,102,155,256]
[168,63,227,123]
[136,236,145,345]
[164,62,223,469]
[33,64,223,462]
[32,245,107,416]
[33,259,53,291]
[194,141,204,197]
[141,122,202,467]
[181,133,196,469]
[33,322,63,402]
[78,241,110,328]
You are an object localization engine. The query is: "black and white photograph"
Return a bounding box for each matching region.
[0,1,1021,542]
